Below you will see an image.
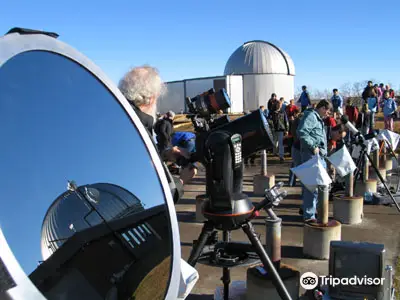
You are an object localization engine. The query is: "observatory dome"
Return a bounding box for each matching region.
[40,183,144,261]
[224,40,295,76]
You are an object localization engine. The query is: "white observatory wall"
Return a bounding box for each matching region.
[185,77,225,99]
[243,74,294,111]
[226,75,243,113]
[158,81,185,114]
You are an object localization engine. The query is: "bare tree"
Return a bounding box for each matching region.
[340,82,352,98]
[352,81,365,97]
[311,89,325,101]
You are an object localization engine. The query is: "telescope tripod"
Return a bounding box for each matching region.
[187,183,292,300]
[353,143,400,212]
[187,220,291,300]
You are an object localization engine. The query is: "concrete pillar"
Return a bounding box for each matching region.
[253,150,275,196]
[345,173,354,197]
[253,175,275,196]
[264,218,281,269]
[317,185,329,225]
[384,159,393,173]
[333,196,363,224]
[369,167,387,182]
[195,194,207,223]
[303,220,341,259]
[373,150,380,169]
[246,264,300,300]
[354,179,377,196]
[363,156,369,181]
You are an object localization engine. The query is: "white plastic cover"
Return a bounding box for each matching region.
[365,138,380,154]
[326,145,357,177]
[378,130,400,150]
[177,259,199,300]
[290,155,332,192]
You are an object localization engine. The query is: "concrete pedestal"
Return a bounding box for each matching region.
[384,159,393,172]
[369,167,387,182]
[303,220,341,260]
[195,194,207,223]
[333,196,363,224]
[246,264,300,300]
[354,179,377,196]
[253,174,275,196]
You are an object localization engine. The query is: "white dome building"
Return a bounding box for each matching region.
[224,40,295,110]
[158,40,295,113]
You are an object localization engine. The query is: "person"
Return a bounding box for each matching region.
[288,111,303,187]
[327,124,347,181]
[355,103,371,135]
[269,100,289,162]
[260,105,269,119]
[374,84,383,110]
[297,100,331,222]
[330,89,344,115]
[362,81,374,105]
[324,110,337,147]
[382,91,398,131]
[267,93,278,111]
[154,110,175,153]
[345,99,359,125]
[297,85,311,112]
[118,65,196,203]
[172,131,196,153]
[280,97,288,111]
[286,99,299,135]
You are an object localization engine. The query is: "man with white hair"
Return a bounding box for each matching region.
[118,65,196,203]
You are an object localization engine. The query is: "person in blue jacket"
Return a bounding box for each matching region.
[330,89,344,115]
[296,100,331,222]
[172,131,196,153]
[297,85,312,112]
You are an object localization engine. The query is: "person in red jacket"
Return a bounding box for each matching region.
[324,110,337,151]
[345,99,359,124]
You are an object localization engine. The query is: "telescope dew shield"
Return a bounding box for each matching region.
[213,109,274,158]
[186,88,231,116]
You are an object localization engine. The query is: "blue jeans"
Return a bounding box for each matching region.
[300,151,327,220]
[182,139,196,153]
[289,146,302,186]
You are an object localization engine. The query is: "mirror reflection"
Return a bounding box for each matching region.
[0,50,171,300]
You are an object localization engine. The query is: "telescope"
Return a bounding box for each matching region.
[184,89,293,300]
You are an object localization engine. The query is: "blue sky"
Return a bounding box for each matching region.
[0,50,166,274]
[1,0,400,93]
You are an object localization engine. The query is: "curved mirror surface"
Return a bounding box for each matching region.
[0,50,171,300]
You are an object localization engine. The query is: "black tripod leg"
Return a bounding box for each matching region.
[354,151,364,182]
[242,221,292,300]
[222,231,231,300]
[187,221,215,267]
[365,152,400,213]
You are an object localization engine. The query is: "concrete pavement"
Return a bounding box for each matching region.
[176,157,400,299]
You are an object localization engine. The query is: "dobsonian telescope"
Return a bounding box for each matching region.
[182,88,293,300]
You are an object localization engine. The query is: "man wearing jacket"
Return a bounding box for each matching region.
[297,85,311,112]
[330,89,344,115]
[297,100,331,222]
[118,65,196,204]
[154,110,175,153]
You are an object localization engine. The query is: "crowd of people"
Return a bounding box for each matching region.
[258,81,398,222]
[116,66,398,223]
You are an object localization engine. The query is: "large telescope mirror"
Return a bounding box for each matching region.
[0,28,181,300]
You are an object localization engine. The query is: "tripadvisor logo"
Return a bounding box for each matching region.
[300,272,385,290]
